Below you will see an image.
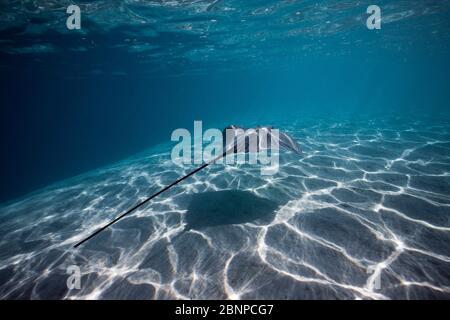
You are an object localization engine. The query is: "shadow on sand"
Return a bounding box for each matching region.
[184,190,278,230]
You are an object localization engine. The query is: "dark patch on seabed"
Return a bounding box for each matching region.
[0,117,449,299]
[185,190,278,230]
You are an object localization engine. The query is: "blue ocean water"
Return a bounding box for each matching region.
[0,1,450,299]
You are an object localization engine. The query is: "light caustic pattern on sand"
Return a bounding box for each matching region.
[0,117,449,299]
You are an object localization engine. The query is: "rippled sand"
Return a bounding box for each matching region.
[0,116,449,299]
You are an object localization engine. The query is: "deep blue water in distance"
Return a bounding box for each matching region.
[0,0,450,299]
[2,50,449,202]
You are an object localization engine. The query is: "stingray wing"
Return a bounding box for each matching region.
[278,130,302,154]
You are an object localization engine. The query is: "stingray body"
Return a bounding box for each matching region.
[223,125,301,155]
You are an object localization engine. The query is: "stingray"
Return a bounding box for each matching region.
[74,125,301,248]
[222,125,301,155]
